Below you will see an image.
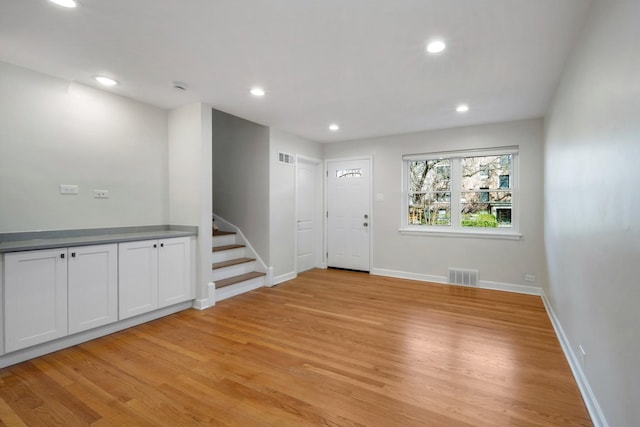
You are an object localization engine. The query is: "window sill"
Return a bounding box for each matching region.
[398,227,522,240]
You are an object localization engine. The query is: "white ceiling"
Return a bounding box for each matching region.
[0,0,591,142]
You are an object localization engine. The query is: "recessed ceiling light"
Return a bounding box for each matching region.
[250,87,265,97]
[456,104,469,113]
[94,76,118,87]
[329,124,340,131]
[49,0,77,8]
[426,40,446,54]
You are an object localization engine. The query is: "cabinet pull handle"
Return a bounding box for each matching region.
[60,253,65,259]
[153,244,157,248]
[160,243,164,247]
[71,252,76,258]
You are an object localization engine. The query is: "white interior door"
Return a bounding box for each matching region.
[296,157,322,273]
[327,158,371,271]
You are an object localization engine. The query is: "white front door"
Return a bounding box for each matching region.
[296,157,322,273]
[327,158,371,271]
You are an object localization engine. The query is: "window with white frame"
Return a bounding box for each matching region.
[403,147,518,235]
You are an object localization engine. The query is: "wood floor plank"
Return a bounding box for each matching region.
[0,269,592,426]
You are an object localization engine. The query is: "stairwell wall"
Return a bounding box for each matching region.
[212,109,270,265]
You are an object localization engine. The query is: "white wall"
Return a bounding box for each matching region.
[269,128,322,280]
[212,109,270,264]
[168,103,213,301]
[0,61,168,232]
[323,118,547,289]
[544,1,640,425]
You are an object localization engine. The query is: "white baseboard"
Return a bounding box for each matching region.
[371,268,446,284]
[192,282,215,310]
[371,268,542,296]
[273,271,297,285]
[541,295,608,427]
[479,279,542,295]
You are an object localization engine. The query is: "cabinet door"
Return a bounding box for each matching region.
[118,240,158,319]
[68,244,118,334]
[4,249,68,352]
[158,237,192,308]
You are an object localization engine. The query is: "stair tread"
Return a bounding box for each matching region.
[215,271,266,289]
[213,230,236,236]
[212,244,245,252]
[212,257,255,270]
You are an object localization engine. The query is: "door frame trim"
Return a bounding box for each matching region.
[294,154,324,273]
[324,155,373,272]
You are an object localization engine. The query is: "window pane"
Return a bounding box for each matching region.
[408,193,450,225]
[499,174,510,189]
[462,155,512,191]
[462,191,512,204]
[408,193,426,224]
[461,191,512,228]
[429,203,451,226]
[409,159,450,193]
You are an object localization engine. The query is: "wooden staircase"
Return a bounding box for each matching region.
[212,230,266,302]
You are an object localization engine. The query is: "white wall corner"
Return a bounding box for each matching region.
[192,282,216,310]
[541,294,609,427]
[265,267,275,287]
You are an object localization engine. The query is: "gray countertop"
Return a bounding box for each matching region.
[0,225,197,253]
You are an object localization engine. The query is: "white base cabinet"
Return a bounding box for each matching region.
[68,244,118,334]
[118,240,159,319]
[158,237,192,308]
[4,249,68,353]
[4,244,118,352]
[119,237,191,320]
[1,235,193,360]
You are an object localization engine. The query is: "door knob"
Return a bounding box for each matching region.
[363,222,369,227]
[364,214,369,219]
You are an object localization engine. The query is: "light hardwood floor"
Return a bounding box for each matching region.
[0,269,591,426]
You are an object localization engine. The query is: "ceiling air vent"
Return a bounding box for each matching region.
[448,268,479,287]
[278,152,295,165]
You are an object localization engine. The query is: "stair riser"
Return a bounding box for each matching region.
[215,276,265,302]
[212,234,236,246]
[212,261,257,281]
[212,247,246,263]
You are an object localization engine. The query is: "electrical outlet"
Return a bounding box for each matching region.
[60,184,78,194]
[524,273,536,283]
[93,189,110,199]
[579,345,586,367]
